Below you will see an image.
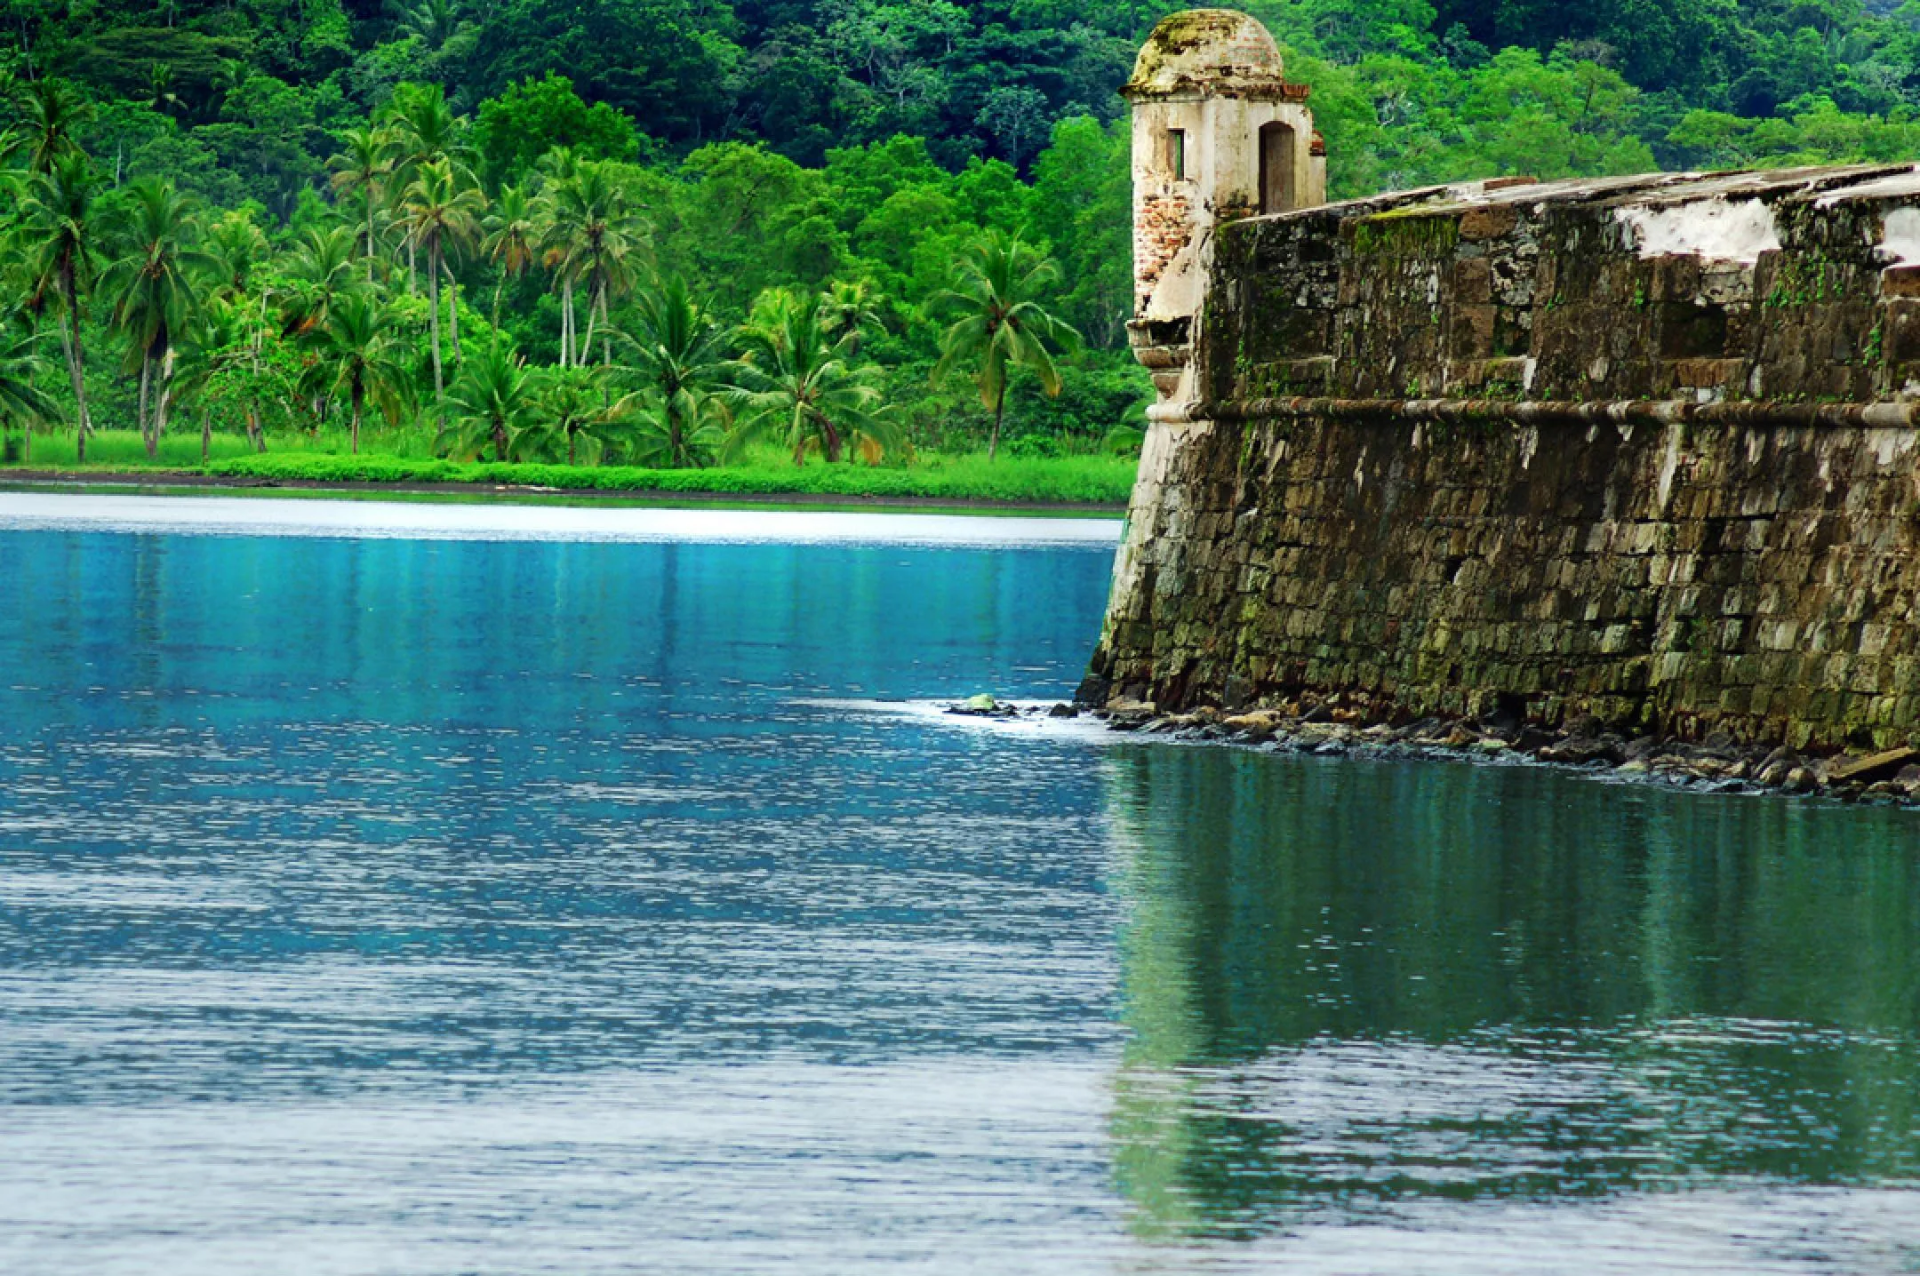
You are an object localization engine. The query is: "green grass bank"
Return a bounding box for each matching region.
[3,431,1138,508]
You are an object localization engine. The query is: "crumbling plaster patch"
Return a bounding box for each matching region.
[1617,199,1781,263]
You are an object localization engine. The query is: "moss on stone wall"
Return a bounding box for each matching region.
[1142,10,1221,59]
[1126,9,1285,99]
[1350,213,1461,258]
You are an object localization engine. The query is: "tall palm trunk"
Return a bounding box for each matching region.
[153,345,174,457]
[61,264,90,464]
[365,192,377,285]
[249,295,267,452]
[598,289,615,410]
[199,407,211,463]
[137,356,154,459]
[407,234,416,296]
[560,276,575,368]
[581,270,599,359]
[444,261,461,368]
[59,326,78,457]
[599,286,612,370]
[492,420,508,462]
[988,376,1008,463]
[426,234,444,411]
[350,378,364,454]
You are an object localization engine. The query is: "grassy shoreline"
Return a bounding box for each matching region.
[0,431,1138,510]
[0,473,1129,516]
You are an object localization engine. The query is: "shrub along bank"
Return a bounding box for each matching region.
[198,453,1135,505]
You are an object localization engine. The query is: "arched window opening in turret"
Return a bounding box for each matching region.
[1168,129,1188,181]
[1260,122,1297,215]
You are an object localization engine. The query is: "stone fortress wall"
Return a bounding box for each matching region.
[1088,10,1920,753]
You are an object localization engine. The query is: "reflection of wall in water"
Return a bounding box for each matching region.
[1101,746,1920,1237]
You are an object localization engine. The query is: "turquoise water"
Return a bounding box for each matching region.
[3,500,1919,1274]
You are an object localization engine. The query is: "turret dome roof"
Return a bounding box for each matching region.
[1124,10,1284,99]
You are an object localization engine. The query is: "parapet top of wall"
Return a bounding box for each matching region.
[1199,162,1920,412]
[1124,9,1305,102]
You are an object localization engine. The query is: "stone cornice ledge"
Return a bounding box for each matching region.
[1186,397,1920,429]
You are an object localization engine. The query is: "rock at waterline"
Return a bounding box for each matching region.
[1826,747,1919,786]
[947,695,1020,720]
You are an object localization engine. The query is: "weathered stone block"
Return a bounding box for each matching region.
[1452,256,1494,304]
[1459,205,1518,243]
[1883,267,1920,299]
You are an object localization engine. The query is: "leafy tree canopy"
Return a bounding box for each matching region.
[472,73,642,186]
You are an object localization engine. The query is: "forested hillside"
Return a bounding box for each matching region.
[20,0,1920,194]
[1,0,1918,472]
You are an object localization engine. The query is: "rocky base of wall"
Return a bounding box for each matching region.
[1080,697,1920,807]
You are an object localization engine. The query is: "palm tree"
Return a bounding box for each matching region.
[171,297,243,462]
[144,64,183,116]
[821,279,884,354]
[534,175,581,367]
[383,81,473,181]
[399,159,486,411]
[211,59,248,107]
[627,387,729,469]
[382,82,475,295]
[388,0,478,66]
[203,210,270,303]
[480,183,539,326]
[0,327,58,463]
[440,342,538,462]
[931,230,1081,462]
[545,161,645,369]
[724,288,902,466]
[279,224,359,337]
[18,154,103,461]
[200,218,283,454]
[100,177,214,458]
[328,125,393,282]
[4,78,92,175]
[617,275,731,469]
[525,366,632,465]
[307,293,411,455]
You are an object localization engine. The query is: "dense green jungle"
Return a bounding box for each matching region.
[0,0,1917,492]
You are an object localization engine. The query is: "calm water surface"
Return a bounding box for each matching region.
[2,497,1918,1275]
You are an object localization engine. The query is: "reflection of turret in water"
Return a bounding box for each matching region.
[1103,747,1210,1242]
[1100,744,1920,1239]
